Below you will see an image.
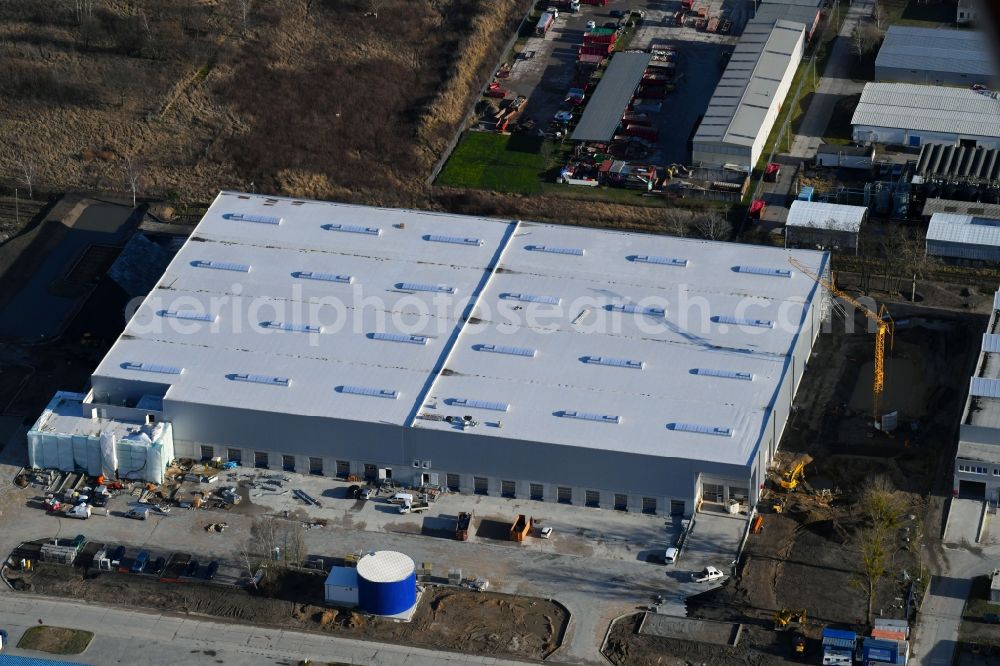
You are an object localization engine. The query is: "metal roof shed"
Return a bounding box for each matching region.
[571,52,652,143]
[926,212,1000,263]
[851,83,1000,149]
[875,26,996,87]
[785,201,867,253]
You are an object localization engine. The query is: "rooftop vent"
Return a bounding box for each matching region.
[424,234,483,246]
[630,255,688,267]
[396,282,456,294]
[260,321,322,333]
[224,213,281,225]
[473,343,536,357]
[293,271,353,284]
[322,223,381,236]
[668,422,733,437]
[337,385,399,399]
[712,315,774,328]
[158,310,216,323]
[559,411,620,424]
[501,292,561,305]
[970,377,1000,398]
[369,332,429,345]
[228,373,290,387]
[733,265,792,278]
[983,333,1000,354]
[448,398,510,412]
[121,362,183,375]
[583,356,644,369]
[526,245,585,256]
[192,260,250,273]
[692,368,754,381]
[608,303,666,317]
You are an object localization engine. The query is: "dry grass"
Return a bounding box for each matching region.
[0,0,725,229]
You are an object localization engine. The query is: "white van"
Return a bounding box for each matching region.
[663,547,678,565]
[389,492,414,505]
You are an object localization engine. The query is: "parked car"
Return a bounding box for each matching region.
[131,550,149,574]
[554,110,574,122]
[586,20,596,29]
[540,526,554,539]
[691,566,724,583]
[663,547,678,565]
[150,556,166,575]
[185,560,200,577]
[151,504,171,515]
[110,545,126,564]
[203,561,219,580]
[126,507,149,520]
[361,487,375,500]
[983,613,1000,624]
[0,627,7,651]
[348,484,361,499]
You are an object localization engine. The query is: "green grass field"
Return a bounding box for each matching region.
[437,132,548,194]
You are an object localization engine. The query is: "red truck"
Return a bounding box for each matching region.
[579,44,613,57]
[624,124,658,141]
[536,12,555,36]
[580,0,608,5]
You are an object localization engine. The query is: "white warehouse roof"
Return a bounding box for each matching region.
[851,83,1000,139]
[693,19,806,148]
[786,201,867,233]
[876,26,995,79]
[927,212,1000,246]
[94,192,827,467]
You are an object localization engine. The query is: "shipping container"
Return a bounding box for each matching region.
[536,12,555,36]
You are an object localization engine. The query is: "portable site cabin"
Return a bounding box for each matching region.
[821,627,857,666]
[816,144,875,170]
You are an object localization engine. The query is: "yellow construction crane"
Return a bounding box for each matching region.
[788,257,894,420]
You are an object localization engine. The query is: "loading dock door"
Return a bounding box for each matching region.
[702,483,724,503]
[959,480,987,500]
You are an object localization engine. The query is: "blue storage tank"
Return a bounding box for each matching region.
[356,551,416,616]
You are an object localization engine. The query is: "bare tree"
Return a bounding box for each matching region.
[72,0,96,24]
[365,0,382,18]
[18,155,36,199]
[871,2,888,32]
[853,475,906,623]
[851,23,879,63]
[235,0,253,34]
[122,153,142,207]
[691,212,730,241]
[239,539,259,589]
[661,209,690,237]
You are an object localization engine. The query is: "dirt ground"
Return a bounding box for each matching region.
[10,562,567,661]
[604,302,985,664]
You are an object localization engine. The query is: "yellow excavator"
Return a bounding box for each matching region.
[778,454,813,490]
[774,608,807,631]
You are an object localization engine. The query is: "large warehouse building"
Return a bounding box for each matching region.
[875,26,996,87]
[926,212,1000,264]
[29,193,829,517]
[852,83,1000,149]
[785,200,868,253]
[692,19,805,171]
[954,289,1000,504]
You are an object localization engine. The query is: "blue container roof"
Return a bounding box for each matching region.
[822,627,857,648]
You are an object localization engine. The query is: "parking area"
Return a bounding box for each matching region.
[503,0,741,166]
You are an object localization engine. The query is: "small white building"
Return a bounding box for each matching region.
[785,201,867,253]
[926,213,1000,264]
[852,83,1000,150]
[324,566,359,607]
[957,0,977,24]
[815,144,875,170]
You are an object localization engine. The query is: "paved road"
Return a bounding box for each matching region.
[0,594,524,666]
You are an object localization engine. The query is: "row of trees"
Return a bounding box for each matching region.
[12,150,142,206]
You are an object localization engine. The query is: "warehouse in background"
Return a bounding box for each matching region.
[852,83,1000,150]
[784,201,868,254]
[29,192,829,519]
[925,213,1000,264]
[691,20,806,171]
[875,26,996,87]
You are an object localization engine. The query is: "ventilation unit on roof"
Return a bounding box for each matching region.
[692,368,754,381]
[669,422,733,437]
[733,265,792,278]
[448,398,510,412]
[158,310,216,322]
[474,343,536,357]
[294,271,353,284]
[983,334,1000,354]
[608,303,666,317]
[559,411,620,424]
[369,332,429,345]
[526,245,585,256]
[712,315,774,328]
[322,223,381,235]
[631,255,688,267]
[970,377,1000,398]
[584,356,644,370]
[500,292,561,305]
[424,234,483,246]
[260,321,322,334]
[337,385,399,399]
[224,213,281,225]
[228,373,290,387]
[192,260,251,273]
[396,282,456,294]
[121,361,183,375]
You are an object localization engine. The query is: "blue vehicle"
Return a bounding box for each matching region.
[130,550,149,574]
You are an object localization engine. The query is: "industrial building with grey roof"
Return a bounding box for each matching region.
[692,19,806,171]
[875,26,997,87]
[570,52,652,144]
[29,192,829,518]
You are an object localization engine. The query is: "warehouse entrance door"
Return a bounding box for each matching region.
[702,483,724,504]
[959,480,986,500]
